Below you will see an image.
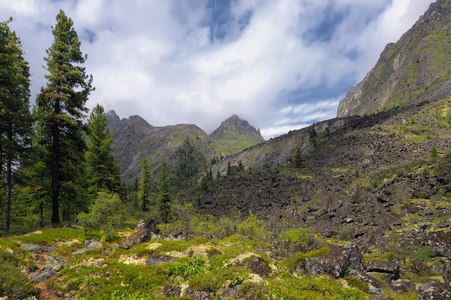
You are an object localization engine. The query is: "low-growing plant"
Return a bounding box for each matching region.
[0,249,37,299]
[77,192,126,242]
[281,227,315,246]
[191,265,249,293]
[237,214,271,245]
[400,245,434,274]
[346,276,369,293]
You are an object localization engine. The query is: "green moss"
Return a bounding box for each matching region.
[346,276,369,293]
[15,228,85,245]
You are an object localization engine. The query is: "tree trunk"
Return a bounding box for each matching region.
[38,200,44,228]
[4,158,11,231]
[3,124,13,232]
[51,101,61,224]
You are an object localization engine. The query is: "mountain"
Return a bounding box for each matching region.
[173,1,451,295]
[107,110,219,185]
[209,114,265,155]
[337,0,451,118]
[107,112,266,184]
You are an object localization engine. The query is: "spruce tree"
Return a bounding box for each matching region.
[0,18,32,231]
[139,157,151,212]
[35,10,94,224]
[86,104,119,196]
[157,161,171,223]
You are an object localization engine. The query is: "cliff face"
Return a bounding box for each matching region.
[337,0,451,118]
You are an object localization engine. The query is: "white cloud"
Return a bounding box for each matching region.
[0,0,435,138]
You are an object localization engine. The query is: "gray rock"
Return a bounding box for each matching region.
[366,260,400,280]
[32,269,57,282]
[242,257,269,277]
[184,288,213,300]
[136,218,160,234]
[439,220,450,228]
[371,296,395,300]
[45,255,69,271]
[368,286,384,295]
[31,255,69,282]
[121,229,151,249]
[296,245,364,278]
[73,239,101,254]
[21,244,56,253]
[145,254,177,266]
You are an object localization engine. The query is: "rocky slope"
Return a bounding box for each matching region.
[337,0,451,118]
[209,114,265,155]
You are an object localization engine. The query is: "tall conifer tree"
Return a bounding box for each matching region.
[157,161,171,223]
[36,10,93,224]
[86,104,120,196]
[139,157,151,212]
[0,18,32,231]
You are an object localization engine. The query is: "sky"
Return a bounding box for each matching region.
[0,0,434,139]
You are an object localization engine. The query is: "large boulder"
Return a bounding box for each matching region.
[121,229,151,249]
[366,260,400,280]
[136,218,160,234]
[296,245,364,278]
[422,231,451,257]
[241,257,269,277]
[32,255,69,282]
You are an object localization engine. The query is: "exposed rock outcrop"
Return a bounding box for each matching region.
[120,229,152,249]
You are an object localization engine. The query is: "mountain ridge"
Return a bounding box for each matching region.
[337,0,451,118]
[106,111,265,183]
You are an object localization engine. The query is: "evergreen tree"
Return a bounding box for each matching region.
[35,10,94,224]
[139,157,151,212]
[0,18,32,231]
[86,104,120,196]
[157,161,171,223]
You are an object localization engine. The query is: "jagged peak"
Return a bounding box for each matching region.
[106,110,120,122]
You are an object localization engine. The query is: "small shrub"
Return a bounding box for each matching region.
[281,227,314,246]
[237,214,269,243]
[77,192,126,242]
[431,146,438,159]
[400,245,434,274]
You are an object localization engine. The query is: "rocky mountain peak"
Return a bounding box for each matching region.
[337,0,451,118]
[211,114,262,137]
[209,114,265,155]
[106,110,120,123]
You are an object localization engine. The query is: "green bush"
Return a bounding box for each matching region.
[77,192,126,242]
[281,227,315,246]
[400,246,434,274]
[237,214,270,243]
[431,146,438,159]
